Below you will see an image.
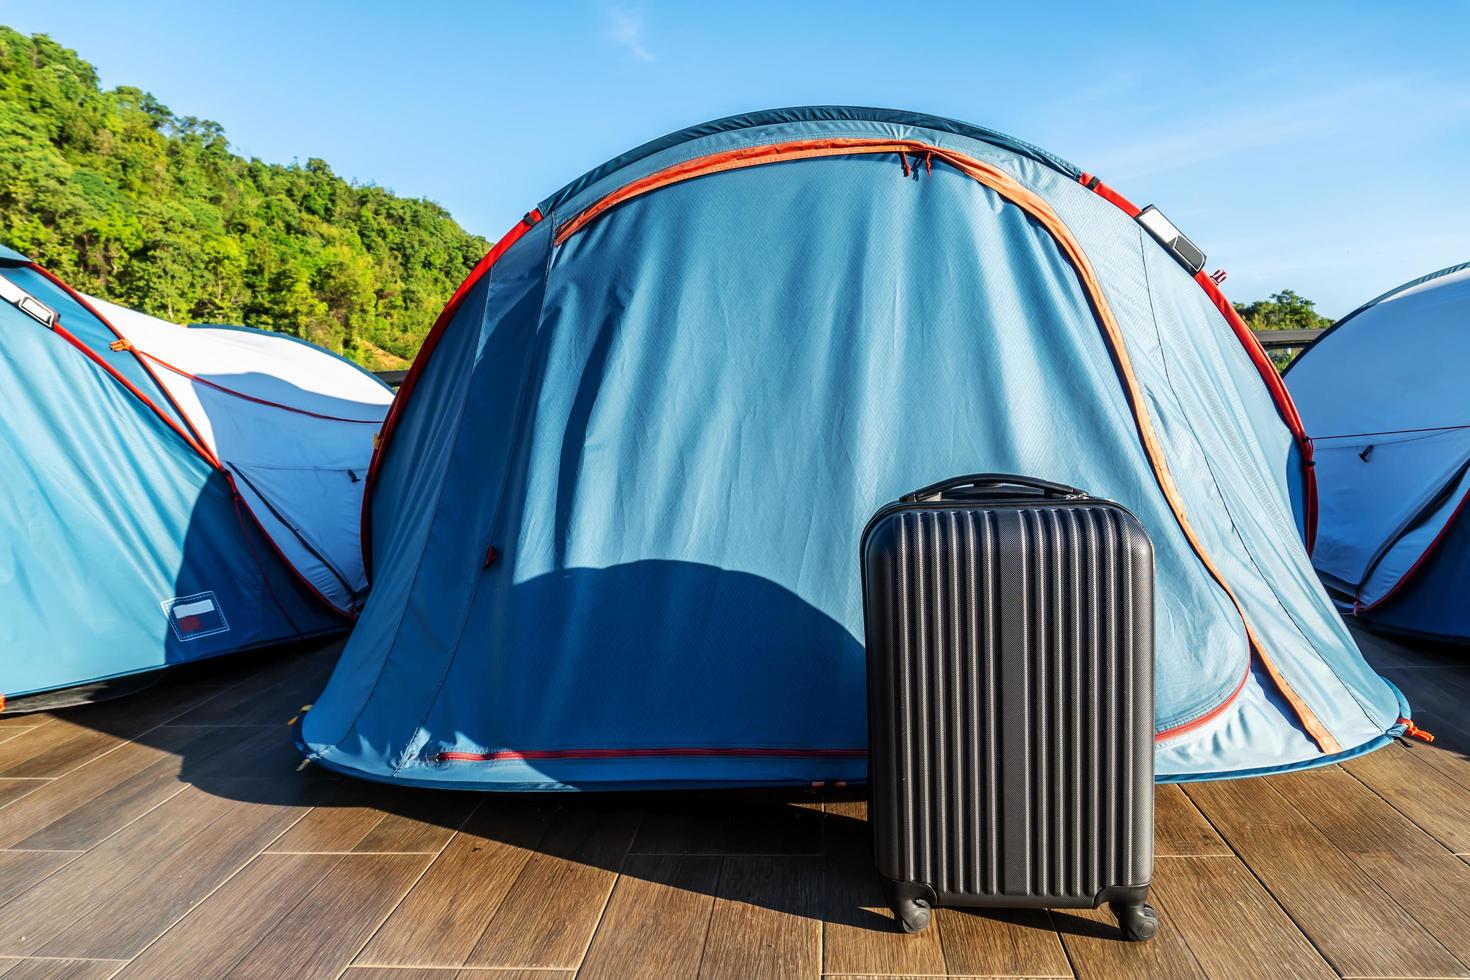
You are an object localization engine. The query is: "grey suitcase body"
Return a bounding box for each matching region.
[860,474,1157,940]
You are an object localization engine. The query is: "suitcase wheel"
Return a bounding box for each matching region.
[893,896,932,934]
[1111,900,1158,942]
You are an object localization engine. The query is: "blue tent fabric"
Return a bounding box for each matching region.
[301,107,1406,789]
[1287,262,1470,641]
[0,260,344,704]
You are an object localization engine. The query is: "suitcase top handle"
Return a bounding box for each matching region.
[900,473,1088,504]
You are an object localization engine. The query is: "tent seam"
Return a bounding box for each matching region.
[1138,230,1376,737]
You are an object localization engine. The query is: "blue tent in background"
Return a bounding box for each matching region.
[0,246,388,710]
[300,107,1409,789]
[1287,262,1470,641]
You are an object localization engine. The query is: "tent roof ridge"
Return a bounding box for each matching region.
[535,105,1082,217]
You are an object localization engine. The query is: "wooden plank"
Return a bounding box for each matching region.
[268,785,475,854]
[0,779,47,810]
[8,726,217,851]
[1055,900,1205,980]
[697,856,821,980]
[631,793,824,855]
[355,801,552,968]
[1345,742,1470,854]
[115,853,342,980]
[0,735,196,848]
[820,798,945,977]
[224,853,430,979]
[38,794,307,959]
[165,651,338,728]
[0,728,37,746]
[464,806,640,969]
[1152,855,1333,978]
[0,787,235,955]
[0,852,79,908]
[1154,785,1228,857]
[0,685,219,779]
[346,970,570,980]
[1273,767,1470,965]
[0,959,125,979]
[578,854,720,980]
[1186,777,1464,977]
[937,906,1071,978]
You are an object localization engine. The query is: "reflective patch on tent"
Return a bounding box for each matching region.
[162,591,230,641]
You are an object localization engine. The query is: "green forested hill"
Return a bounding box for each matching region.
[0,28,489,369]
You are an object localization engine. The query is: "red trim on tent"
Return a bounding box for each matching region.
[1358,486,1470,613]
[437,746,868,762]
[27,263,222,469]
[1074,174,1320,554]
[129,345,382,424]
[1153,663,1250,743]
[359,209,544,578]
[28,263,351,622]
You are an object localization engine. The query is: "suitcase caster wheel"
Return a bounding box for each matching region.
[894,897,931,934]
[1112,901,1158,942]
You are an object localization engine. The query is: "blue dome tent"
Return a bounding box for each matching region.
[0,245,391,710]
[300,107,1409,789]
[1287,262,1470,641]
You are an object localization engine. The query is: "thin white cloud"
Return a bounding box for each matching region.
[608,7,655,63]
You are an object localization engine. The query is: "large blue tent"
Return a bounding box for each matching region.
[300,107,1409,789]
[1287,262,1470,641]
[0,246,388,709]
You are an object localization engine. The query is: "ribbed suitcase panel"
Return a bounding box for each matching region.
[866,503,1153,905]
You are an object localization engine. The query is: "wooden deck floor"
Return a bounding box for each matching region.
[0,627,1466,979]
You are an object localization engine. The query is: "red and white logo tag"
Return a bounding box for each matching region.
[162,592,230,641]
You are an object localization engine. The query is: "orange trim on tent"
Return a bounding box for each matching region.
[1074,173,1320,555]
[555,139,1340,754]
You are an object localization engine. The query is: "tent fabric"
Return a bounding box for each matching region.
[85,296,393,611]
[0,257,387,705]
[300,106,1407,790]
[1287,262,1470,640]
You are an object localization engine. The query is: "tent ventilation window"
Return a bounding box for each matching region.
[0,274,57,328]
[1136,206,1206,274]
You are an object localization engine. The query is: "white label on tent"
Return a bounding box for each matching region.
[161,591,230,642]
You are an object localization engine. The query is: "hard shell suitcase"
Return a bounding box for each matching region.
[860,474,1157,940]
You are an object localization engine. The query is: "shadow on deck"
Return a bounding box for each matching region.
[0,626,1465,978]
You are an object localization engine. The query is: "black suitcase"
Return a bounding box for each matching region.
[860,474,1157,940]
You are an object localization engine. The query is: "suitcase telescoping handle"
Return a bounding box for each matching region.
[900,473,1088,504]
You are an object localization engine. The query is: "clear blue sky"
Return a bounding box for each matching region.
[6,1,1469,315]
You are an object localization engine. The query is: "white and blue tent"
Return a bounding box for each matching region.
[1287,262,1470,641]
[0,244,393,710]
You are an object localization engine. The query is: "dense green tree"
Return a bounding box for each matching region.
[0,27,488,368]
[1232,289,1334,369]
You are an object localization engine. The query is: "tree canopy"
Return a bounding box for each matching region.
[1232,289,1334,333]
[0,27,488,369]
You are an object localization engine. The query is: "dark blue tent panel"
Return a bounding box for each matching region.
[1287,262,1470,641]
[300,107,1407,789]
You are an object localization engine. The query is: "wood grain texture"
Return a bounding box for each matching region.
[1151,855,1333,978]
[0,779,47,810]
[578,854,720,979]
[354,801,552,968]
[1345,741,1470,854]
[0,959,126,979]
[1185,777,1465,978]
[1272,767,1470,964]
[697,856,821,980]
[0,851,80,908]
[1153,785,1228,857]
[1055,899,1206,980]
[937,906,1071,978]
[464,806,640,969]
[224,853,430,979]
[345,970,572,980]
[115,853,342,980]
[0,787,237,956]
[37,796,306,958]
